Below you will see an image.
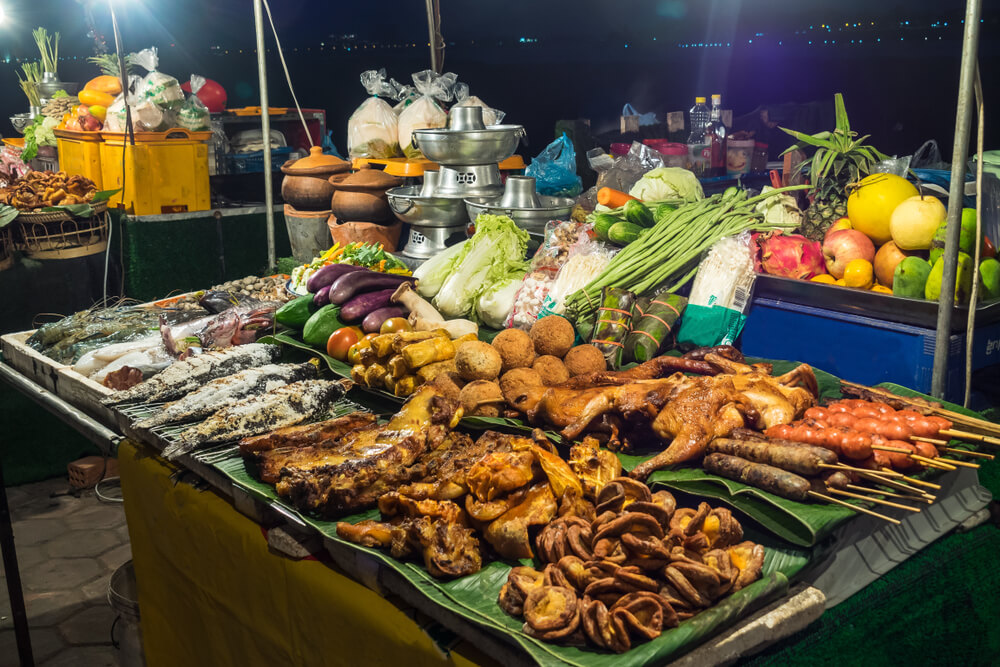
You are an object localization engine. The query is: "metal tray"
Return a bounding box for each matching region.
[753,274,1000,332]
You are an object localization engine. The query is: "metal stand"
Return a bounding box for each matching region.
[252,0,276,271]
[0,457,34,666]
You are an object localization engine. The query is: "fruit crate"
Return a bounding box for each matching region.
[740,295,1000,405]
[224,147,294,174]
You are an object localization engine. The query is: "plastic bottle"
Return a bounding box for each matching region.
[687,96,709,143]
[706,94,728,177]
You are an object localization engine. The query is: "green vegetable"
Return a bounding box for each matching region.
[624,199,654,228]
[591,213,620,242]
[275,296,317,329]
[590,287,635,369]
[475,270,526,330]
[51,89,69,99]
[433,214,529,319]
[302,305,344,347]
[654,203,678,223]
[624,293,688,363]
[565,185,810,324]
[21,115,58,162]
[608,221,642,245]
[412,239,468,298]
[629,167,705,202]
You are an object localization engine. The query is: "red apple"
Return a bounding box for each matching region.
[822,229,876,279]
[825,217,852,241]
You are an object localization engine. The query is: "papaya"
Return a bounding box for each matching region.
[274,295,316,329]
[302,305,345,347]
[84,75,123,96]
[78,89,115,108]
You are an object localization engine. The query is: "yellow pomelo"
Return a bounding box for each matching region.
[889,195,947,250]
[847,174,919,245]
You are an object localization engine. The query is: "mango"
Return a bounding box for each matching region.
[893,256,932,299]
[924,252,973,303]
[929,208,979,264]
[980,258,1000,301]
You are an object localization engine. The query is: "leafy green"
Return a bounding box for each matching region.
[0,205,19,229]
[628,167,705,202]
[21,115,58,162]
[51,89,69,99]
[412,239,468,297]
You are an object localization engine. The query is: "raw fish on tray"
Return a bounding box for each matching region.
[134,361,319,429]
[102,343,281,405]
[162,379,350,459]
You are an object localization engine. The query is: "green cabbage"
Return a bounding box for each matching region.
[629,167,704,202]
[475,270,525,329]
[412,239,468,297]
[754,186,803,228]
[433,214,529,319]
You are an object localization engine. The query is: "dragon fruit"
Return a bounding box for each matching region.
[753,232,826,280]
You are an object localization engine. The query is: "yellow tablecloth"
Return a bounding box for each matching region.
[118,440,491,667]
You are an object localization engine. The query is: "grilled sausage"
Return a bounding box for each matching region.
[707,438,837,476]
[703,453,812,501]
[823,470,852,489]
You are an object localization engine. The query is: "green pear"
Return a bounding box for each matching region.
[892,256,932,298]
[925,252,973,303]
[929,208,979,264]
[981,258,1000,301]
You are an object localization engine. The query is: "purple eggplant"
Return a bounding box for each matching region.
[340,288,396,323]
[362,306,408,334]
[328,271,415,306]
[312,284,332,307]
[306,263,367,294]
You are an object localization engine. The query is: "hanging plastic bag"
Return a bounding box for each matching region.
[389,78,418,116]
[453,82,505,126]
[676,232,756,347]
[398,70,457,158]
[133,47,184,109]
[525,133,583,197]
[177,75,211,132]
[134,98,175,132]
[347,69,400,159]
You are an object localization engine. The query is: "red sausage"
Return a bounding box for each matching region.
[841,431,874,460]
[827,403,852,414]
[872,402,896,415]
[764,424,793,440]
[804,407,832,422]
[853,418,883,435]
[895,410,925,422]
[828,412,858,428]
[910,419,940,438]
[852,406,882,420]
[925,416,953,432]
[912,440,939,460]
[873,449,893,469]
[885,440,917,470]
[877,420,913,441]
[801,417,831,430]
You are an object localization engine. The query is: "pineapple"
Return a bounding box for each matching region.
[87,53,135,77]
[781,94,888,241]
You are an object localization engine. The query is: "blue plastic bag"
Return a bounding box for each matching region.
[622,103,658,127]
[525,133,582,197]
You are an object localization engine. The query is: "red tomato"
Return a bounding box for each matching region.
[984,235,996,259]
[326,327,360,361]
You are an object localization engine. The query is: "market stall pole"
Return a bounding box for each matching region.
[932,0,982,398]
[0,457,33,667]
[252,0,276,270]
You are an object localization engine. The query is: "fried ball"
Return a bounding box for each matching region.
[532,355,570,386]
[500,367,543,409]
[530,316,576,358]
[492,328,536,373]
[428,371,464,401]
[455,341,503,381]
[563,345,606,376]
[459,380,505,417]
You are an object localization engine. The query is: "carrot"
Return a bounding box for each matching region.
[377,259,386,272]
[597,187,639,208]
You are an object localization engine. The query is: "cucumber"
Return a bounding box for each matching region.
[624,199,654,228]
[274,295,317,329]
[608,221,642,245]
[591,213,620,242]
[302,304,345,347]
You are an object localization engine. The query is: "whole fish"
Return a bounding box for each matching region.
[102,343,281,406]
[162,379,350,459]
[134,361,319,429]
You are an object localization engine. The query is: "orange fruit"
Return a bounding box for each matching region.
[834,278,847,286]
[811,274,836,284]
[843,258,874,289]
[871,284,892,294]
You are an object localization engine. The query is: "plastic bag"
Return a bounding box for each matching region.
[134,99,174,132]
[525,133,583,197]
[676,233,756,347]
[453,82,505,126]
[506,221,591,329]
[347,69,399,159]
[622,103,658,127]
[104,75,142,133]
[390,78,418,116]
[539,239,616,317]
[133,47,184,109]
[177,75,211,131]
[592,142,668,194]
[398,70,457,158]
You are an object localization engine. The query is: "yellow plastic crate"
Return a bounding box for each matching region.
[55,130,104,189]
[99,129,212,215]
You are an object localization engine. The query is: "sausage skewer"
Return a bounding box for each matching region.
[845,484,934,504]
[940,446,994,460]
[707,438,837,476]
[941,429,1000,446]
[854,472,937,500]
[878,468,941,491]
[822,487,922,512]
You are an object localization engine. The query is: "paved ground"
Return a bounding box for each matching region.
[1,477,129,667]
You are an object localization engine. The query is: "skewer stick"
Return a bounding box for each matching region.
[845,484,934,503]
[822,462,894,475]
[941,429,1000,446]
[824,488,922,512]
[934,457,979,469]
[858,471,937,499]
[872,444,912,454]
[911,436,948,446]
[910,454,956,470]
[808,491,901,524]
[940,446,994,460]
[880,468,942,490]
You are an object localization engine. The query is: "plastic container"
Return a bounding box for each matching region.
[686,143,710,176]
[726,139,755,176]
[109,561,145,667]
[100,129,212,215]
[687,96,709,143]
[55,129,104,189]
[226,146,294,174]
[283,204,333,263]
[610,143,630,157]
[643,140,688,168]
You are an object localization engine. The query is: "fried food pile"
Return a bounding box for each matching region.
[0,171,97,210]
[499,477,764,653]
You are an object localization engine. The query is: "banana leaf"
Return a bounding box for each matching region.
[207,447,810,666]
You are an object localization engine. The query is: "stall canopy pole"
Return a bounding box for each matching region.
[253,0,276,270]
[425,0,442,73]
[931,0,982,398]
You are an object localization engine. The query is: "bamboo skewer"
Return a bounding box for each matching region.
[940,446,994,460]
[845,484,934,503]
[935,457,979,469]
[808,491,901,524]
[858,472,937,500]
[825,488,922,512]
[910,454,956,470]
[880,468,942,490]
[872,444,912,454]
[911,436,948,446]
[941,429,1000,446]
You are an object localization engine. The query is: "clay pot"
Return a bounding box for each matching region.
[328,167,403,223]
[328,214,403,252]
[280,146,351,210]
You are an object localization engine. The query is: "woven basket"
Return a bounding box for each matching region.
[16,210,109,260]
[14,199,108,224]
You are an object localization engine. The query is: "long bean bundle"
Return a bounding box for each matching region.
[565,185,809,324]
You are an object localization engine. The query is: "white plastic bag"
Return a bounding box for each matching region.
[177,74,211,131]
[134,47,184,109]
[135,98,174,132]
[453,82,505,126]
[347,69,400,159]
[389,78,417,116]
[398,70,457,158]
